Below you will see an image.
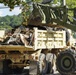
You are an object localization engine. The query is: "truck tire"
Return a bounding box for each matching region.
[29,61,39,75]
[56,49,76,75]
[39,53,48,75]
[47,62,54,74]
[3,59,12,74]
[12,67,23,74]
[0,60,3,74]
[46,53,56,74]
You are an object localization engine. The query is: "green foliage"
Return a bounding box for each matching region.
[0,0,21,10]
[66,0,76,8]
[0,14,22,29]
[0,0,76,26]
[0,0,76,10]
[73,32,76,38]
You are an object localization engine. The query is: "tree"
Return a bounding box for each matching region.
[0,0,76,26]
[66,0,76,8]
[0,0,76,11]
[10,15,22,27]
[0,14,22,29]
[0,0,21,10]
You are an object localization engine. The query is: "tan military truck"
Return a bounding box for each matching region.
[0,0,76,75]
[0,26,68,74]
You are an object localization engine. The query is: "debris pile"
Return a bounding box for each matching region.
[0,26,34,47]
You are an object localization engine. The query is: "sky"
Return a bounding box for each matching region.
[0,4,21,16]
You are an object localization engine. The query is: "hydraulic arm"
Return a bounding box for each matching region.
[28,1,76,32]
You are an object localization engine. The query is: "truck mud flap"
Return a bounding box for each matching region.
[29,61,39,75]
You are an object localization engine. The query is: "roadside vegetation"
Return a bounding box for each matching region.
[0,0,76,38]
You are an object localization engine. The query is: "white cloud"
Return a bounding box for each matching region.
[11,7,21,15]
[0,5,21,16]
[0,11,3,16]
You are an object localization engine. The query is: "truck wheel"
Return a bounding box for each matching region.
[56,49,76,75]
[47,62,54,74]
[3,59,12,74]
[13,67,23,74]
[0,60,3,74]
[29,61,39,75]
[46,53,56,74]
[39,53,48,75]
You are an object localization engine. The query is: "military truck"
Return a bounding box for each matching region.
[0,0,76,75]
[28,0,76,74]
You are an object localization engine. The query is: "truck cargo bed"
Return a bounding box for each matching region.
[0,45,33,53]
